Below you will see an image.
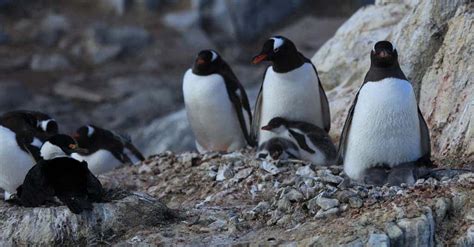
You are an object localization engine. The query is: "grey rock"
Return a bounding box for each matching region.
[317,169,344,184]
[132,109,195,156]
[384,222,403,246]
[277,198,292,213]
[98,0,130,15]
[216,164,234,181]
[37,14,70,46]
[0,81,32,112]
[234,168,253,181]
[434,198,451,223]
[197,0,305,45]
[316,197,340,210]
[457,225,474,247]
[0,192,176,246]
[285,188,304,202]
[315,207,339,219]
[466,208,474,222]
[348,197,363,208]
[397,208,435,247]
[30,53,71,71]
[253,201,270,214]
[367,233,390,247]
[296,165,316,178]
[54,82,104,103]
[260,161,280,175]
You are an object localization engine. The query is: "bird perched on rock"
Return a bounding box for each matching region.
[183,49,253,153]
[338,40,431,186]
[0,110,58,200]
[71,125,145,175]
[251,36,330,147]
[260,117,337,166]
[17,134,103,214]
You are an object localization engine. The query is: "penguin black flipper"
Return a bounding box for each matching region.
[219,61,253,146]
[124,142,146,161]
[17,160,55,207]
[418,108,431,158]
[337,87,362,163]
[302,55,331,133]
[251,66,271,144]
[85,169,103,202]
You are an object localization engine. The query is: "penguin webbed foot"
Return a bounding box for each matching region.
[363,166,389,186]
[59,196,93,214]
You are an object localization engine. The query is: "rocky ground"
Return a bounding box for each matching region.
[1,151,473,245]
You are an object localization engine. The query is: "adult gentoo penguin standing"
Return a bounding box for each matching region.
[0,110,59,199]
[261,117,337,166]
[338,41,431,184]
[71,125,145,175]
[18,134,103,214]
[251,36,330,146]
[183,49,253,152]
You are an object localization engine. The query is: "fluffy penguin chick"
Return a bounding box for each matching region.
[183,49,253,152]
[0,110,58,200]
[257,137,300,161]
[338,41,431,184]
[71,125,145,175]
[251,36,331,146]
[261,117,337,165]
[17,134,103,214]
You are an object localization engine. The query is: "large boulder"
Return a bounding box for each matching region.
[311,0,473,161]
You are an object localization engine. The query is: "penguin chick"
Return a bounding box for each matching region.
[17,134,103,214]
[71,125,145,175]
[257,137,300,161]
[261,117,337,166]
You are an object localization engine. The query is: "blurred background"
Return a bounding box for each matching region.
[0,0,373,154]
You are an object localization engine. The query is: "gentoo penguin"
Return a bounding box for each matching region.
[183,49,253,152]
[71,125,145,175]
[17,134,103,214]
[338,41,431,185]
[0,110,58,200]
[251,36,330,146]
[257,137,300,161]
[261,117,337,166]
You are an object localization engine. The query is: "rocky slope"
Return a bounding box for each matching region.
[1,151,472,245]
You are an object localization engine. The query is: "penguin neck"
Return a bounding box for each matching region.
[272,52,305,73]
[40,142,68,160]
[364,62,407,82]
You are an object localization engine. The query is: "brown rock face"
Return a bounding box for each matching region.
[312,0,473,163]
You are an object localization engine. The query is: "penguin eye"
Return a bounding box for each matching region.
[274,48,280,53]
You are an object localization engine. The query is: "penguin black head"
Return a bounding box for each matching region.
[38,119,59,134]
[252,36,303,72]
[371,41,399,68]
[40,134,83,160]
[73,125,96,149]
[192,49,222,75]
[261,117,288,132]
[268,141,284,160]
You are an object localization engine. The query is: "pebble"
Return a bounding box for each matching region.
[367,233,389,247]
[216,164,234,181]
[285,188,304,202]
[277,198,292,213]
[348,197,363,208]
[253,201,270,214]
[316,197,340,210]
[315,207,339,219]
[260,161,280,175]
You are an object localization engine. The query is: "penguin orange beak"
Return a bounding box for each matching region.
[261,125,272,131]
[196,58,206,65]
[252,54,268,64]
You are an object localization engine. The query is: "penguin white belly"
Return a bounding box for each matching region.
[0,126,35,194]
[344,78,422,180]
[259,63,323,144]
[71,150,122,175]
[183,69,246,152]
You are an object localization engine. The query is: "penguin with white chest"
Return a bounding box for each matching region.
[17,134,103,214]
[338,41,431,185]
[251,36,331,146]
[0,110,59,200]
[183,49,253,153]
[260,117,337,166]
[71,125,145,175]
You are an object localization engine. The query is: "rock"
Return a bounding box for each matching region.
[396,209,435,247]
[316,197,340,210]
[132,109,195,156]
[317,169,344,184]
[348,196,363,208]
[37,14,70,46]
[466,208,474,222]
[277,198,292,213]
[234,168,253,181]
[0,192,176,245]
[197,0,305,45]
[367,233,389,247]
[284,189,304,202]
[0,55,29,71]
[0,30,9,45]
[384,222,403,246]
[457,225,474,247]
[30,53,71,71]
[216,164,234,181]
[98,0,130,15]
[0,81,32,112]
[296,165,316,178]
[434,198,451,223]
[311,0,473,160]
[260,161,280,175]
[315,207,339,219]
[253,201,270,214]
[54,82,104,103]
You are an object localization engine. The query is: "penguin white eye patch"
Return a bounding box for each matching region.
[87,125,95,137]
[271,37,284,51]
[38,119,53,132]
[210,50,218,62]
